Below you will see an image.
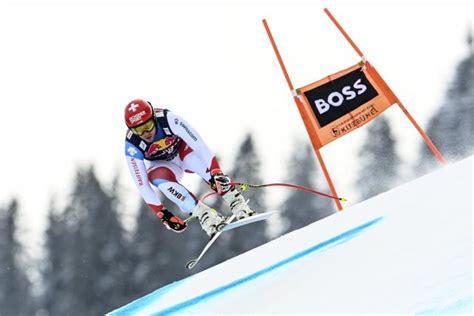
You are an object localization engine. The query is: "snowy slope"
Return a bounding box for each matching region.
[109,157,473,315]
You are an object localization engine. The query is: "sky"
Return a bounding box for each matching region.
[108,157,472,314]
[0,0,472,254]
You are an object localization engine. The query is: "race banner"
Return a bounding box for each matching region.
[296,61,397,148]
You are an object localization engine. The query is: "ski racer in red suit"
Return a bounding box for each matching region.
[124,99,254,236]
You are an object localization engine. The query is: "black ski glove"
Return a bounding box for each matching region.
[157,208,187,233]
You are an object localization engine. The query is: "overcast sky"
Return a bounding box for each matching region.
[0,0,472,253]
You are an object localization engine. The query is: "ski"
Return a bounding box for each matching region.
[220,210,277,232]
[185,211,277,270]
[185,214,236,270]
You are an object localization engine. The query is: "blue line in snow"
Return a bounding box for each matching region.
[107,280,186,315]
[153,216,384,315]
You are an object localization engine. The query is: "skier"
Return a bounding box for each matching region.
[124,99,254,237]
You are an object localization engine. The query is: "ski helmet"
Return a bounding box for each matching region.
[124,99,154,128]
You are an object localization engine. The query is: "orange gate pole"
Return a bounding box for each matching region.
[262,19,343,211]
[324,8,447,165]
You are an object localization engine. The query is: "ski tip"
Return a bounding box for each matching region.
[340,197,347,202]
[186,260,197,270]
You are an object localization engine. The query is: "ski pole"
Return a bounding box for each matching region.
[200,182,347,203]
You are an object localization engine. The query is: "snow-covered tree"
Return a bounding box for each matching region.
[279,141,334,234]
[417,30,474,174]
[357,116,400,201]
[0,199,34,315]
[222,133,269,258]
[41,166,130,315]
[128,197,207,296]
[41,198,71,315]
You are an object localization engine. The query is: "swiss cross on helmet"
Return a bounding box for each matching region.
[124,99,154,128]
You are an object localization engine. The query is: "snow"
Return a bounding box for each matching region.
[108,156,473,315]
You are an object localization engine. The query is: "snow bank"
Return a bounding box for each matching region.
[109,156,472,315]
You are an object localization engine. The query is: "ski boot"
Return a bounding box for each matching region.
[191,201,225,237]
[222,188,255,220]
[210,170,255,220]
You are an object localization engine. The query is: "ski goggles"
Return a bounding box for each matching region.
[131,119,155,136]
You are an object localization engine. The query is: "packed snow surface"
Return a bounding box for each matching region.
[109,157,473,315]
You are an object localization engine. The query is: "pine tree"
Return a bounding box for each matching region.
[129,195,209,299]
[357,116,400,201]
[106,172,134,305]
[0,198,34,315]
[129,200,192,295]
[221,133,269,258]
[44,166,130,315]
[417,30,474,174]
[279,142,334,234]
[41,198,71,315]
[129,200,170,298]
